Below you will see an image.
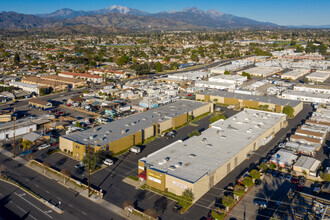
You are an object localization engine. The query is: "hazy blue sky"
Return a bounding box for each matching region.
[1,0,329,26]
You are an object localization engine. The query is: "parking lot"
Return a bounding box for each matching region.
[34,151,87,177]
[226,172,316,220]
[25,110,231,219]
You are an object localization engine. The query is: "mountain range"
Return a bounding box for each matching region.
[0,5,326,32]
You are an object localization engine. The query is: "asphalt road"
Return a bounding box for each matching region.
[0,180,63,220]
[0,153,125,220]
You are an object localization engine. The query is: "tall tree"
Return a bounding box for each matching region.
[14,52,20,66]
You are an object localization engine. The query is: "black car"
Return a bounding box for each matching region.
[172,203,182,212]
[298,176,306,186]
[255,179,262,186]
[272,170,278,177]
[266,169,272,175]
[169,130,177,135]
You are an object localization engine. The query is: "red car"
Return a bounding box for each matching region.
[291,177,298,184]
[187,94,192,96]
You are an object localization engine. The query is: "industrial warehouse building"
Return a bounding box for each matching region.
[293,84,330,94]
[306,71,330,82]
[28,99,53,110]
[60,100,213,160]
[8,82,42,94]
[281,69,309,80]
[195,81,236,90]
[196,91,303,116]
[138,109,288,200]
[237,66,282,77]
[281,90,330,104]
[0,119,37,141]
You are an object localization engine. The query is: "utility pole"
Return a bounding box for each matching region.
[88,143,91,197]
[12,112,16,158]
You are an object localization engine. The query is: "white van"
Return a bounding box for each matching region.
[38,144,50,150]
[130,146,141,154]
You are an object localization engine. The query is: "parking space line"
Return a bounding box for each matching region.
[16,204,26,213]
[125,167,137,175]
[81,211,87,215]
[147,193,158,200]
[30,215,37,220]
[168,200,175,207]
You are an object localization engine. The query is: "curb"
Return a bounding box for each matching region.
[0,178,63,214]
[27,162,104,201]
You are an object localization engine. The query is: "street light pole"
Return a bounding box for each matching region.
[12,116,16,158]
[88,143,91,197]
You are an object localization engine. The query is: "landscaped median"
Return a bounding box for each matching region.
[28,160,103,200]
[0,173,63,214]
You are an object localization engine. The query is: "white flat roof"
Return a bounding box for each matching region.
[240,66,282,76]
[281,69,309,77]
[282,90,330,100]
[63,100,210,146]
[306,71,330,79]
[195,81,235,87]
[140,109,286,183]
[9,81,40,89]
[209,75,247,80]
[270,149,298,165]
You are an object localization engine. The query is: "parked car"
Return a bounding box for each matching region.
[75,162,84,169]
[291,177,299,184]
[266,169,272,175]
[2,143,11,148]
[285,174,292,181]
[38,144,50,150]
[169,130,177,135]
[255,179,262,186]
[21,150,33,156]
[297,185,303,192]
[299,176,306,186]
[130,146,141,154]
[261,158,268,163]
[253,199,267,209]
[278,173,285,179]
[172,203,182,212]
[162,132,175,139]
[272,171,278,177]
[313,183,322,195]
[103,159,114,166]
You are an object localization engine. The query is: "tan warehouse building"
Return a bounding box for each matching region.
[60,100,213,160]
[139,109,288,201]
[196,91,303,117]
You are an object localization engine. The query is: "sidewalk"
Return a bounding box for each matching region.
[122,177,145,189]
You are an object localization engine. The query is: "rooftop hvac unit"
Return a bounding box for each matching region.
[189,154,196,158]
[175,162,182,168]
